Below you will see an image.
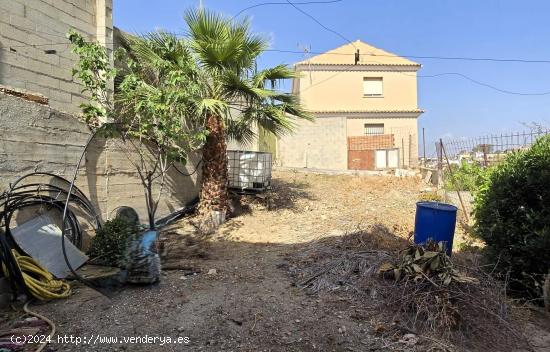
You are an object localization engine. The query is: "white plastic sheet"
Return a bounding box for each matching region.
[11,214,88,278]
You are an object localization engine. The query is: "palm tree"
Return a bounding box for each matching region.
[184,9,312,217]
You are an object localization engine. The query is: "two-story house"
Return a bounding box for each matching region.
[278,40,423,170]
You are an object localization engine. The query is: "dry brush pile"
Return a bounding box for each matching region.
[285,226,532,352]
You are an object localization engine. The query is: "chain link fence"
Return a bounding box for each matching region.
[438,128,550,168]
[420,129,550,218]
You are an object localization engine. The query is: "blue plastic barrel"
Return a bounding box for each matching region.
[414,201,458,256]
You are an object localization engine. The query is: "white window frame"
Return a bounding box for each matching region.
[363,77,383,97]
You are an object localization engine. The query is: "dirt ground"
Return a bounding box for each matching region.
[219,170,421,244]
[7,170,550,351]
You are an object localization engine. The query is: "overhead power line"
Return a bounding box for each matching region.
[272,0,550,96]
[3,19,550,65]
[300,68,550,96]
[3,42,550,96]
[240,2,550,64]
[4,41,550,65]
[417,72,550,96]
[3,31,550,96]
[265,49,550,64]
[284,0,356,49]
[232,0,343,18]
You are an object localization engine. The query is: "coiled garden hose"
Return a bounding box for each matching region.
[15,251,72,300]
[2,250,71,300]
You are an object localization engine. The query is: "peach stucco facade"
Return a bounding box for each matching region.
[278,40,423,170]
[297,70,418,112]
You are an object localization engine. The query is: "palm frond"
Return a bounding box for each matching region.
[225,117,256,145]
[256,105,297,136]
[185,9,267,74]
[278,100,313,122]
[221,71,280,102]
[196,98,228,117]
[252,65,298,88]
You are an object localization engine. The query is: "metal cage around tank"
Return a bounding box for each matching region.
[227,150,272,192]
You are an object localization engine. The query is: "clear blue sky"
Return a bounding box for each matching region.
[114,0,550,156]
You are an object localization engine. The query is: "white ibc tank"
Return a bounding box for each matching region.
[227,150,272,191]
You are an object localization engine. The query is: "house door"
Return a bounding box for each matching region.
[387,149,399,168]
[348,150,375,170]
[375,150,387,169]
[374,148,400,169]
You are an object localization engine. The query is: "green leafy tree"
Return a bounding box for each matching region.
[68,31,115,127]
[182,9,312,217]
[68,30,207,229]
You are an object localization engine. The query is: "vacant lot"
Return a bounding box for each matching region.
[25,171,549,351]
[219,170,422,244]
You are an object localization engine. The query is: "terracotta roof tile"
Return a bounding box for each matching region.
[312,108,424,114]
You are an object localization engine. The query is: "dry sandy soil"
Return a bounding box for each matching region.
[7,170,550,351]
[219,170,421,244]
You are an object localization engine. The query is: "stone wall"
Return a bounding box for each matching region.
[0,0,113,114]
[0,90,201,225]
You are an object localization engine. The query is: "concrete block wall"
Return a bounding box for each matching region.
[277,116,348,170]
[0,0,113,115]
[278,115,419,170]
[0,91,201,230]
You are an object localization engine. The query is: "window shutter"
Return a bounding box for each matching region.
[363,78,383,96]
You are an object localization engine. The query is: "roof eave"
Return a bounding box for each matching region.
[295,62,422,67]
[311,109,425,115]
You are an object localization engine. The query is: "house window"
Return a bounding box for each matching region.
[364,123,384,135]
[363,77,383,97]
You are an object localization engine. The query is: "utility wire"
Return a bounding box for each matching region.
[235,1,550,65]
[265,49,550,64]
[232,0,343,18]
[4,41,550,65]
[299,53,550,96]
[284,0,356,49]
[3,41,550,96]
[3,24,550,65]
[3,30,550,96]
[417,72,550,96]
[259,2,550,95]
[300,67,550,96]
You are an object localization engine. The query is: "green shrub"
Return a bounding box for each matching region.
[474,135,550,302]
[444,161,489,192]
[88,218,137,268]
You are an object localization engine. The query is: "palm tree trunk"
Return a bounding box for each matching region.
[198,114,229,216]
